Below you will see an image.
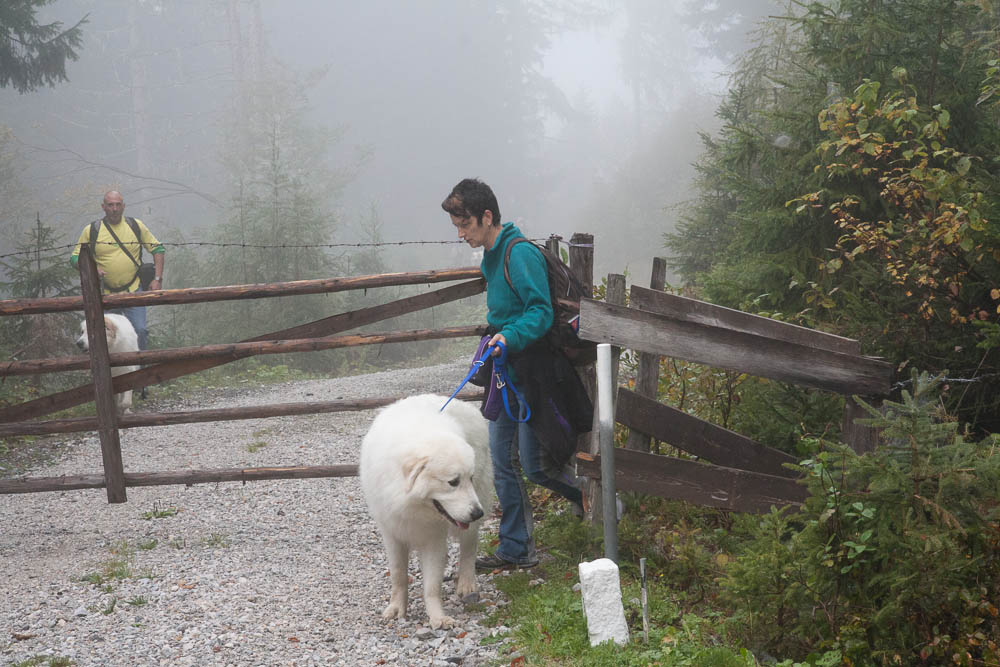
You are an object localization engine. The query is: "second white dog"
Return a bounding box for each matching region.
[76,313,140,414]
[359,394,494,629]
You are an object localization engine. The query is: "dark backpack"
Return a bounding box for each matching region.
[503,237,596,365]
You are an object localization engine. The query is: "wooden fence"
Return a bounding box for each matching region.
[0,248,474,501]
[0,234,597,505]
[574,266,893,514]
[2,240,891,518]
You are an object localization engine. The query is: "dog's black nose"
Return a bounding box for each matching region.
[470,506,484,522]
[76,340,86,350]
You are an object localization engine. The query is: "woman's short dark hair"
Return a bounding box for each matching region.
[441,178,500,226]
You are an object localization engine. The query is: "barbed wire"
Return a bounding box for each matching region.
[0,236,587,261]
[0,239,461,260]
[890,372,1000,391]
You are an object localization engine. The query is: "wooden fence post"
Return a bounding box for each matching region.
[567,234,599,520]
[78,246,127,503]
[605,274,626,390]
[842,395,882,454]
[625,257,667,452]
[568,233,594,294]
[545,235,560,258]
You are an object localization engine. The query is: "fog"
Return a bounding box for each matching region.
[0,0,777,284]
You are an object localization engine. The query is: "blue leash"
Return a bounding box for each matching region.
[440,341,531,422]
[440,342,493,412]
[493,343,531,423]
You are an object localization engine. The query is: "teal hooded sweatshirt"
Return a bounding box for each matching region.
[481,222,553,353]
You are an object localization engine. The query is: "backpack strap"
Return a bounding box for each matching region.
[88,220,101,255]
[126,217,144,264]
[502,237,533,296]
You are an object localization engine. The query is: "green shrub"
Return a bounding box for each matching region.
[722,371,1000,664]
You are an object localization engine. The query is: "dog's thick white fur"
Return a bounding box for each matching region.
[360,394,494,629]
[76,313,140,414]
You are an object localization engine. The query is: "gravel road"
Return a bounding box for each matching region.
[1,358,516,666]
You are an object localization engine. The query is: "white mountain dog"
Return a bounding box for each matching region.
[359,394,494,629]
[76,313,140,414]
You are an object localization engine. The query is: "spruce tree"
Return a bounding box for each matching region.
[0,217,79,390]
[0,0,87,93]
[668,0,1000,431]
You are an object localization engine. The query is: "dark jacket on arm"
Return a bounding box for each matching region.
[510,339,593,471]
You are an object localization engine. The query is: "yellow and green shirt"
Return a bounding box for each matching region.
[70,218,164,294]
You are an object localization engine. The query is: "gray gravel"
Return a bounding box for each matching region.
[1,358,516,666]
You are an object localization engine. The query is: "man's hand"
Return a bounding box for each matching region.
[149,277,162,291]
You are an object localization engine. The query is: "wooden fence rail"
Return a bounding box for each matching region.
[0,391,485,438]
[0,268,483,315]
[580,298,891,396]
[629,286,862,356]
[1,326,483,376]
[0,465,361,495]
[576,449,807,514]
[616,388,799,478]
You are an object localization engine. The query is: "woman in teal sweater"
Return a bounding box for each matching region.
[442,178,584,570]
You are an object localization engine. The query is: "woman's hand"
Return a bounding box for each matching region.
[488,333,507,356]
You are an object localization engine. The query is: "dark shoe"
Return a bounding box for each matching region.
[475,553,538,571]
[140,387,148,400]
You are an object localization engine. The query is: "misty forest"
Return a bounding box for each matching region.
[3,0,1000,665]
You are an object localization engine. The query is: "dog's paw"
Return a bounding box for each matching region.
[455,576,478,597]
[381,603,406,621]
[429,614,455,630]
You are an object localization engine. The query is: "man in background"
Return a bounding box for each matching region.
[70,190,165,352]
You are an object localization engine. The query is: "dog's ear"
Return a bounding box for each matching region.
[402,455,429,493]
[103,316,116,340]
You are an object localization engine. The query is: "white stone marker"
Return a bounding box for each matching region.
[578,557,630,647]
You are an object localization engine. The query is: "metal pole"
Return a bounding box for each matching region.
[597,342,618,562]
[640,557,650,643]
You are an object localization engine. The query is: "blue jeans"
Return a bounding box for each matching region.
[110,300,148,351]
[489,398,584,564]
